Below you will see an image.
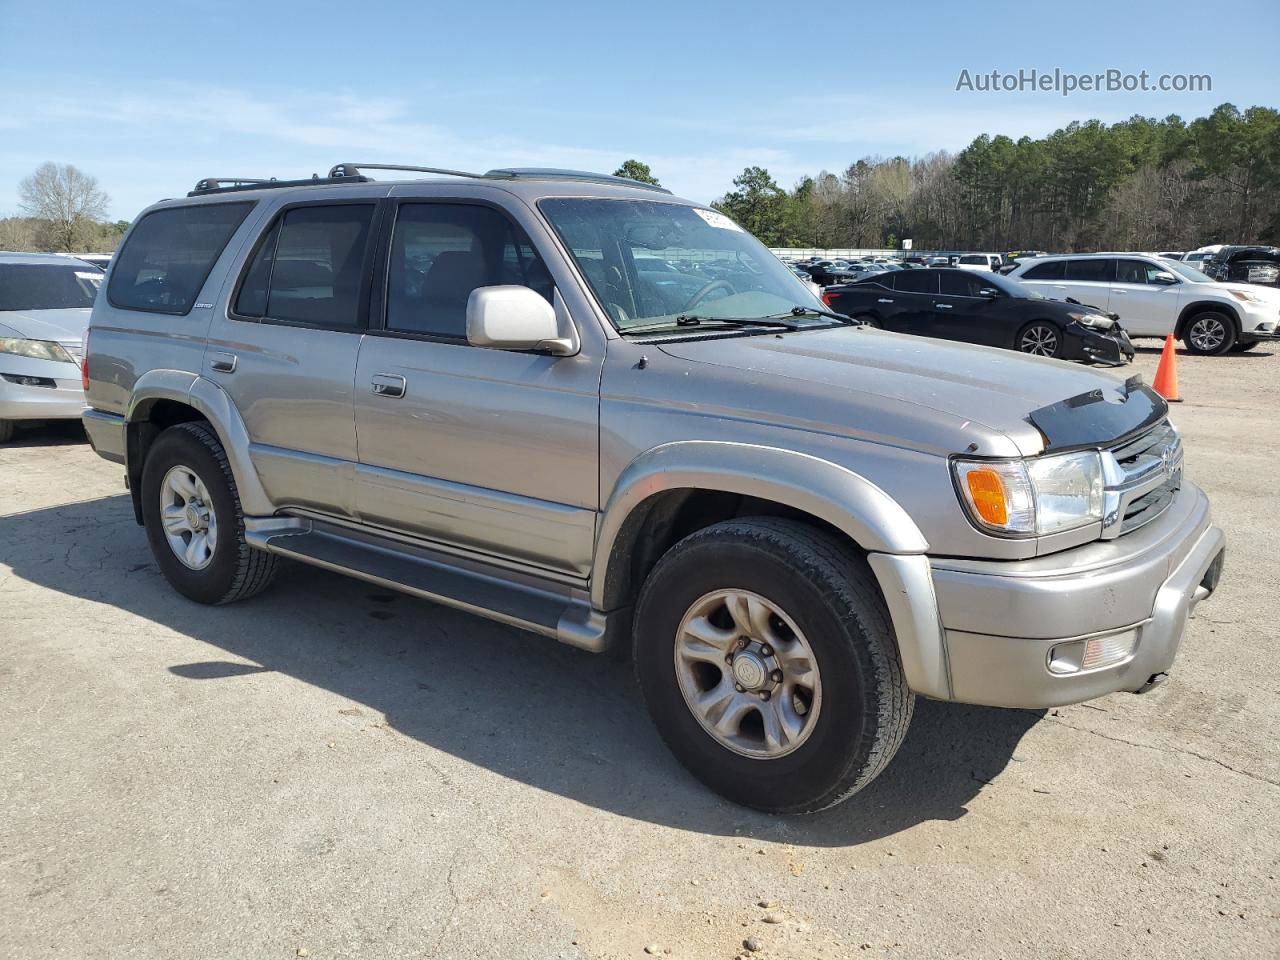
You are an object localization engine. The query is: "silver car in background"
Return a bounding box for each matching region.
[0,252,98,443]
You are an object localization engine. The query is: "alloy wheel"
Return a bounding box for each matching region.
[158,464,219,570]
[673,588,822,759]
[1189,316,1226,352]
[1019,324,1059,356]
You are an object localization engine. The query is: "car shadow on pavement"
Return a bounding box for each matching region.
[0,494,1042,848]
[3,421,88,447]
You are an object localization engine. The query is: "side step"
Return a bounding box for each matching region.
[246,518,613,652]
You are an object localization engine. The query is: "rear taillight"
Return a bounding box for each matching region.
[821,291,836,307]
[81,330,90,392]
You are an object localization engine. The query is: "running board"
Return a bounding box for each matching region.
[245,518,613,652]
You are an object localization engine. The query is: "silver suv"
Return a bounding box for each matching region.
[82,163,1226,813]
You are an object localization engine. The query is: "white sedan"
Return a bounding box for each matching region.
[0,253,98,442]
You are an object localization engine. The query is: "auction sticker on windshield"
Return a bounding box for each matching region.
[693,208,743,231]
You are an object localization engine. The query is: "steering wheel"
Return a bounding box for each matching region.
[684,279,734,311]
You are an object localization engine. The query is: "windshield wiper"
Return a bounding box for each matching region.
[623,315,802,335]
[778,305,860,325]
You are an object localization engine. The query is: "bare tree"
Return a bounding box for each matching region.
[18,162,110,252]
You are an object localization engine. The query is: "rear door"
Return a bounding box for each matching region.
[1059,258,1115,312]
[885,269,938,332]
[205,196,384,516]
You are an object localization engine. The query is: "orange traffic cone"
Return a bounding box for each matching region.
[1152,335,1182,403]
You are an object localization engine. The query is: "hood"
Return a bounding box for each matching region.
[0,308,91,342]
[659,327,1161,455]
[1216,280,1280,301]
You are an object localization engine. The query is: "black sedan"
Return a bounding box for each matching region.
[821,268,1134,365]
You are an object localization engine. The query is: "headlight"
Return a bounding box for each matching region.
[1068,311,1114,330]
[1228,289,1263,304]
[0,338,75,363]
[953,450,1103,537]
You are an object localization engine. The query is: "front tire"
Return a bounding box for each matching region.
[1017,320,1061,357]
[0,419,14,444]
[141,421,278,605]
[1183,311,1236,355]
[633,518,914,814]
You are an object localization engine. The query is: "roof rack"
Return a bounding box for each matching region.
[188,174,371,197]
[328,162,671,193]
[188,164,671,198]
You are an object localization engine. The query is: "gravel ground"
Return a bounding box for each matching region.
[1,343,1277,960]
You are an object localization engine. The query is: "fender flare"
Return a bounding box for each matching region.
[126,370,273,516]
[591,440,929,612]
[1175,300,1240,339]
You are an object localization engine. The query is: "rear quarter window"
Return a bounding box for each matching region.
[1020,260,1065,280]
[108,202,253,315]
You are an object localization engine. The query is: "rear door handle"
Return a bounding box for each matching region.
[208,352,237,373]
[935,302,953,309]
[371,374,406,398]
[1111,289,1127,295]
[877,298,894,304]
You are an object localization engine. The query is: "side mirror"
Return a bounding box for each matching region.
[1151,273,1179,286]
[978,287,1000,299]
[466,285,576,355]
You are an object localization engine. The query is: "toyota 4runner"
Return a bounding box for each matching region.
[82,164,1226,813]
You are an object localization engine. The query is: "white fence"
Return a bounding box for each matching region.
[769,248,902,259]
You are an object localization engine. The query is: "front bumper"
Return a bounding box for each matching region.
[0,357,85,422]
[1066,323,1134,365]
[926,481,1223,708]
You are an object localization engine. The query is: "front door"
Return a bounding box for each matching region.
[1110,259,1181,337]
[352,200,602,577]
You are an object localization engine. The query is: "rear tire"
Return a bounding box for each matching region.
[141,421,278,605]
[853,314,881,328]
[0,420,14,444]
[632,517,914,814]
[1182,311,1236,355]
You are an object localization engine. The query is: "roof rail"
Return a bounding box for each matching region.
[327,162,671,193]
[328,162,489,180]
[188,174,371,197]
[485,167,672,193]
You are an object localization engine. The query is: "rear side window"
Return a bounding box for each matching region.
[1020,260,1064,280]
[894,270,938,294]
[957,255,987,265]
[1065,259,1114,282]
[385,203,553,339]
[109,202,252,315]
[234,204,375,328]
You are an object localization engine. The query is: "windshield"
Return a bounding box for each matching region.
[1165,260,1213,282]
[0,263,101,311]
[538,198,824,331]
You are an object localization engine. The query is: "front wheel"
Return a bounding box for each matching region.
[633,518,914,814]
[1017,321,1061,357]
[1183,312,1236,355]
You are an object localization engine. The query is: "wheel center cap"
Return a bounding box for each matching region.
[185,503,203,530]
[731,651,768,690]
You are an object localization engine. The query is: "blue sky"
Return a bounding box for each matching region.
[1,0,1276,220]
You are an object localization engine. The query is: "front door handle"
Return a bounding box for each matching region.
[209,352,237,373]
[1111,289,1127,295]
[877,298,895,304]
[371,374,406,398]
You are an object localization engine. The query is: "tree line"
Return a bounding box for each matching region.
[8,105,1276,257]
[705,103,1279,252]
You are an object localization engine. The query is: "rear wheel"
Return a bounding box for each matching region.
[1017,321,1060,357]
[633,517,913,814]
[1183,311,1236,355]
[141,421,278,605]
[853,314,881,328]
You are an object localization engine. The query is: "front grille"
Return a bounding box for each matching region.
[1101,421,1182,538]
